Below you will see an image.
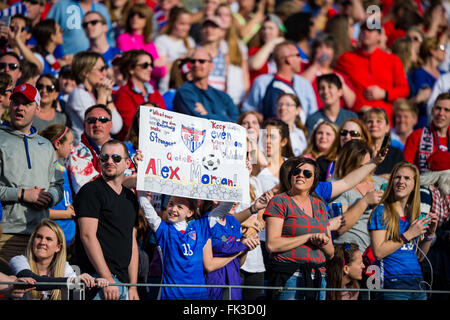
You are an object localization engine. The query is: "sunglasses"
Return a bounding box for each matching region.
[10,26,29,33]
[82,19,104,29]
[99,153,124,163]
[135,62,153,69]
[340,129,361,138]
[189,58,211,65]
[93,65,108,72]
[130,12,146,19]
[0,88,13,95]
[24,0,42,5]
[0,63,19,71]
[291,167,313,179]
[85,116,111,124]
[36,83,56,92]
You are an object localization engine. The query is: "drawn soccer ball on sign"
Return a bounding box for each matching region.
[202,153,220,171]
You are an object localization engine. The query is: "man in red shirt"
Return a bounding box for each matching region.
[335,20,409,124]
[404,92,450,173]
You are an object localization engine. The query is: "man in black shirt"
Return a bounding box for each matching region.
[73,139,139,300]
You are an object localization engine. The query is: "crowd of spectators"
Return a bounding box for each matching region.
[0,0,449,301]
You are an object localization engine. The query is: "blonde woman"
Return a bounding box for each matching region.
[9,219,108,300]
[368,162,438,300]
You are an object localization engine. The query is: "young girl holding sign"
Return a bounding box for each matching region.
[135,151,265,300]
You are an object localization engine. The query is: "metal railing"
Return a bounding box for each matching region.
[2,281,450,300]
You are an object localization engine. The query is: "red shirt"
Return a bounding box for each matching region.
[403,126,449,166]
[335,47,410,123]
[114,80,166,141]
[383,20,407,49]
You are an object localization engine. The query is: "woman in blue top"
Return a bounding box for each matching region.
[368,161,438,300]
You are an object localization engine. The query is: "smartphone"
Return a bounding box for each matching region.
[419,212,430,226]
[0,16,10,28]
[380,133,390,150]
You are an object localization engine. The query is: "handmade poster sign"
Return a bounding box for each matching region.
[137,106,250,203]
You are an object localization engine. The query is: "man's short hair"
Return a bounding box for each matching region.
[393,98,418,118]
[101,139,130,159]
[434,92,450,108]
[83,11,107,24]
[273,40,297,65]
[317,73,342,90]
[84,104,112,119]
[11,14,32,32]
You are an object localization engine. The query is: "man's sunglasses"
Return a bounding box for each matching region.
[10,26,29,33]
[85,116,111,124]
[0,88,13,95]
[189,59,211,65]
[0,63,19,71]
[24,0,43,5]
[36,83,56,92]
[340,129,361,138]
[291,167,313,179]
[82,19,104,29]
[99,153,124,163]
[136,62,153,69]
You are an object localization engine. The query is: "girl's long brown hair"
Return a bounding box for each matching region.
[326,243,360,300]
[369,161,421,242]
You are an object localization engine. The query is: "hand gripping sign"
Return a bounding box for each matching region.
[136,106,250,203]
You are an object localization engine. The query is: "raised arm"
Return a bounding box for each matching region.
[330,149,386,198]
[138,191,162,232]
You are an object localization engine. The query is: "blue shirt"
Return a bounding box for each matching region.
[305,108,358,134]
[315,181,333,216]
[50,161,75,246]
[242,74,318,121]
[367,205,423,283]
[173,81,239,122]
[155,216,211,300]
[99,46,122,68]
[47,0,113,55]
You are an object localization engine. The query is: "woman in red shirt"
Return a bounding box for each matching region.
[114,49,166,140]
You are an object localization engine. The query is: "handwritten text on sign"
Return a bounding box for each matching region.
[137,107,249,203]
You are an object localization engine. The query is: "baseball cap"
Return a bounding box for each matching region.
[202,15,225,29]
[11,83,41,106]
[426,150,450,172]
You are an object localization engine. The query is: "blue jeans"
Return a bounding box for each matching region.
[277,272,327,300]
[92,274,128,300]
[377,277,428,301]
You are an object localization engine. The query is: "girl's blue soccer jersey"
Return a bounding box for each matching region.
[368,205,423,284]
[155,216,211,300]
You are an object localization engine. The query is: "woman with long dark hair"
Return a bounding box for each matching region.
[326,242,365,300]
